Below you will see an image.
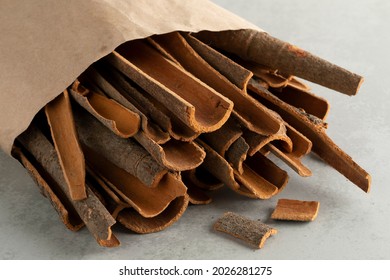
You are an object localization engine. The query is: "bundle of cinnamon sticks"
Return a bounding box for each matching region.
[12,30,371,247]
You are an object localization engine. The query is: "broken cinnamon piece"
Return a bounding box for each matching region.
[225,137,249,174]
[184,33,253,90]
[83,145,187,218]
[107,40,233,133]
[249,79,371,192]
[270,85,330,120]
[84,66,170,144]
[70,80,140,138]
[271,199,320,221]
[214,212,277,249]
[17,124,118,247]
[151,31,282,137]
[44,90,87,201]
[201,117,243,156]
[234,152,289,198]
[196,30,364,96]
[182,173,212,205]
[183,169,224,191]
[196,140,240,191]
[117,195,189,234]
[12,146,84,231]
[73,106,167,188]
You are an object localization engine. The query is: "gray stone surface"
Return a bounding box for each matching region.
[0,0,389,259]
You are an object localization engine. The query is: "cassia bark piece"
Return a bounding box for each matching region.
[93,63,199,142]
[152,31,282,137]
[214,212,277,249]
[45,90,87,201]
[196,30,364,96]
[84,66,170,144]
[70,80,140,138]
[225,137,249,174]
[117,195,189,234]
[249,79,371,192]
[12,146,84,231]
[271,199,320,221]
[17,125,118,247]
[270,85,330,120]
[182,169,224,191]
[73,107,167,188]
[234,152,289,199]
[83,145,187,218]
[184,33,253,90]
[201,117,243,157]
[107,40,233,133]
[196,140,240,191]
[182,173,212,205]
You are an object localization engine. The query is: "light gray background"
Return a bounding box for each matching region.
[0,0,389,259]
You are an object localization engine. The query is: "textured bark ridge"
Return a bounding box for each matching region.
[214,212,277,249]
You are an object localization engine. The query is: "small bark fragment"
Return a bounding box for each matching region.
[196,30,364,96]
[271,199,320,221]
[214,212,277,249]
[44,90,87,201]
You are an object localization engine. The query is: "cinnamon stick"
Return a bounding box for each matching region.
[225,137,249,174]
[249,78,371,192]
[73,106,167,188]
[45,90,87,201]
[182,169,224,191]
[117,195,189,234]
[83,145,187,218]
[196,30,364,96]
[17,124,118,247]
[83,66,170,144]
[184,33,253,90]
[106,40,233,133]
[70,80,140,138]
[236,152,289,198]
[182,173,212,205]
[214,212,277,249]
[91,64,200,142]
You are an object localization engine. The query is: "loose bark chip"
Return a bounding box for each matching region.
[271,199,320,221]
[214,212,277,249]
